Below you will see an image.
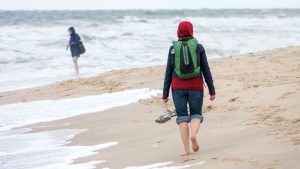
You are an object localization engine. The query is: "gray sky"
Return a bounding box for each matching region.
[0,0,300,10]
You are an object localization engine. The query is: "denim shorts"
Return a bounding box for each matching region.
[172,90,204,124]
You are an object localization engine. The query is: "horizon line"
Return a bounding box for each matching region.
[1,8,300,11]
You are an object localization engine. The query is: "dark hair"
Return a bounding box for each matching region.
[68,27,75,34]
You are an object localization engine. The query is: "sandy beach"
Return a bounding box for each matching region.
[1,46,300,169]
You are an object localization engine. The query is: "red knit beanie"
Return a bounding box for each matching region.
[177,21,193,38]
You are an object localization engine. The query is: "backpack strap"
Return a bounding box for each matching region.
[196,44,200,66]
[170,46,176,68]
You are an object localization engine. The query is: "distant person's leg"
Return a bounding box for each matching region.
[72,56,79,74]
[188,90,204,152]
[172,90,190,155]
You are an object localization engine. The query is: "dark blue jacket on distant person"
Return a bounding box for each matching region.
[68,27,81,57]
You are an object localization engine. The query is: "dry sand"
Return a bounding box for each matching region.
[1,46,300,169]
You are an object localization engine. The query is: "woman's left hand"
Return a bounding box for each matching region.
[210,95,216,101]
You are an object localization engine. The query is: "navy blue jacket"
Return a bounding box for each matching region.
[68,27,81,57]
[163,43,216,99]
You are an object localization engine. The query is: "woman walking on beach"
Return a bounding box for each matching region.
[66,26,82,75]
[162,21,216,155]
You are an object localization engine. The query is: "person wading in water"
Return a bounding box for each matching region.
[66,27,82,75]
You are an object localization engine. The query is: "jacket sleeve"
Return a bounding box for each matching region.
[199,45,216,95]
[162,46,174,99]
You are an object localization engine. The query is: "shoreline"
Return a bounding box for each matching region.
[1,45,297,106]
[1,46,300,168]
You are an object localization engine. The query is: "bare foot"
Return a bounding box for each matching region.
[181,152,191,156]
[181,147,191,156]
[191,136,199,152]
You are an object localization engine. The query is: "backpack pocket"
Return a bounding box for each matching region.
[180,42,195,74]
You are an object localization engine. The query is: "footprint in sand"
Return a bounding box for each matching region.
[291,118,300,124]
[209,157,218,160]
[228,97,239,102]
[205,105,213,112]
[223,157,244,163]
[279,91,296,99]
[180,158,195,163]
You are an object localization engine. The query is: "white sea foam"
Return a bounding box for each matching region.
[124,161,205,169]
[0,88,160,169]
[0,88,160,131]
[0,128,117,169]
[0,10,300,92]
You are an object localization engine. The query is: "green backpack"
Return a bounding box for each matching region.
[172,38,200,79]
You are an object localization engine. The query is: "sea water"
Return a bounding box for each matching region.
[0,128,117,169]
[0,89,160,169]
[0,9,300,92]
[0,88,160,131]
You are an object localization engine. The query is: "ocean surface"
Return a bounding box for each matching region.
[0,89,159,168]
[0,9,300,91]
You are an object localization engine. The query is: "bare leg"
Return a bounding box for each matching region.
[73,60,79,75]
[190,119,201,152]
[179,122,190,155]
